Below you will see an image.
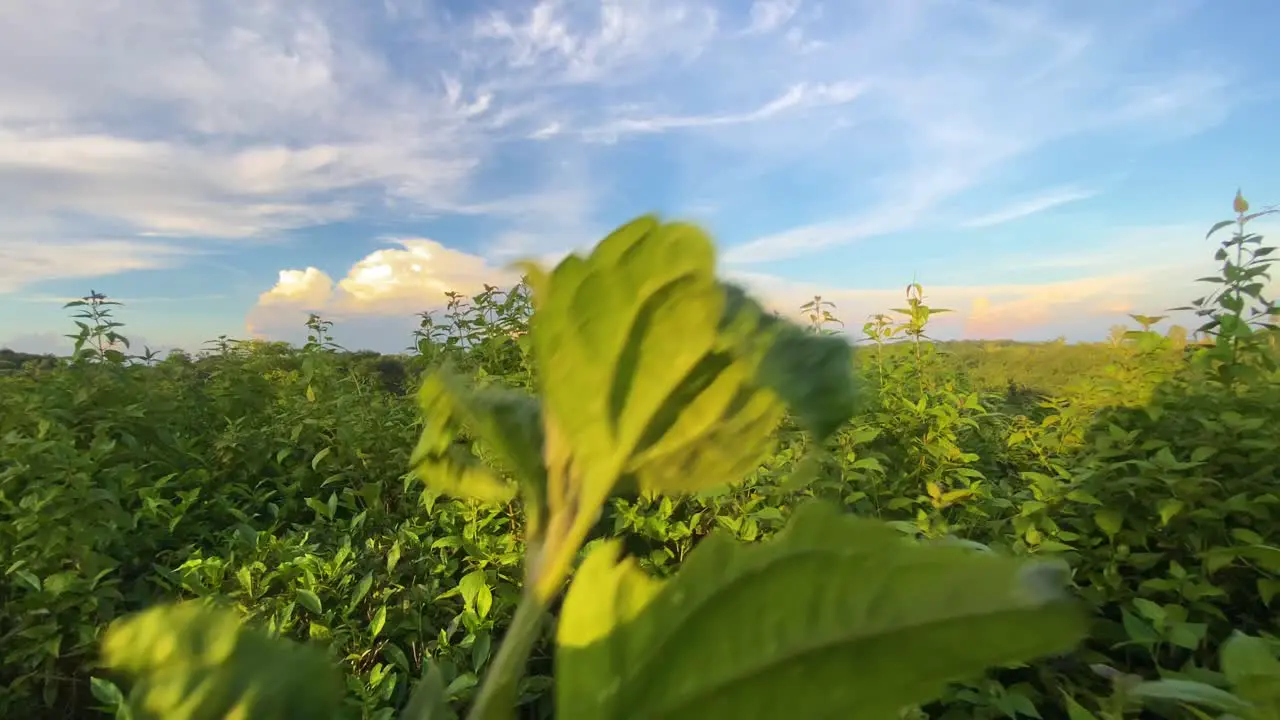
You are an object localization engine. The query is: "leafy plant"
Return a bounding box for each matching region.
[88,216,1086,719]
[1173,189,1279,379]
[5,191,1277,720]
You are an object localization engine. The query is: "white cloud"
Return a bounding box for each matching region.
[472,0,720,85]
[258,268,336,310]
[744,0,801,35]
[0,130,375,239]
[960,187,1097,229]
[1,0,747,289]
[732,219,1280,340]
[731,268,1162,342]
[529,122,564,140]
[0,0,503,288]
[0,238,193,294]
[725,208,911,265]
[0,0,1245,308]
[248,238,519,337]
[722,1,1233,264]
[237,216,1280,351]
[581,81,865,141]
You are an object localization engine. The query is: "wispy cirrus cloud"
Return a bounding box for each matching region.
[719,1,1235,264]
[0,1,1236,257]
[579,81,866,142]
[0,0,1265,354]
[744,0,801,35]
[960,187,1098,229]
[0,237,196,294]
[0,0,496,282]
[470,0,720,86]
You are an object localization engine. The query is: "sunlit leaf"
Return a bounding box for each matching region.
[526,217,858,507]
[556,502,1086,719]
[101,602,343,720]
[409,367,545,504]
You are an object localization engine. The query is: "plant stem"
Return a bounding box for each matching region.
[464,590,547,720]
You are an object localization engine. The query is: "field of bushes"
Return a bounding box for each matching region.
[2,199,1279,720]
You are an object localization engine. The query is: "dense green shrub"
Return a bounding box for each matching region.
[1,194,1277,719]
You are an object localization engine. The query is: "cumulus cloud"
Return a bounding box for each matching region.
[248,238,518,339]
[0,0,505,291]
[242,213,1280,351]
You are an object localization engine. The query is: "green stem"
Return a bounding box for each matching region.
[464,590,547,720]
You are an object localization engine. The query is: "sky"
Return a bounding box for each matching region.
[1,0,1278,355]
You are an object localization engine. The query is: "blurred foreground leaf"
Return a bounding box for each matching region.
[101,602,343,720]
[556,502,1087,719]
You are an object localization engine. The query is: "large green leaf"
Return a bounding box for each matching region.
[409,367,545,504]
[1221,632,1280,719]
[100,601,343,720]
[525,216,857,505]
[527,216,722,504]
[555,502,1086,719]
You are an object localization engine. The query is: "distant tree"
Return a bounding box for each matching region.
[0,348,59,375]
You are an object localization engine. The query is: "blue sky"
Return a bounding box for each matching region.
[1,0,1278,354]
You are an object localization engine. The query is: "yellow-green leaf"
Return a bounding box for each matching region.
[1221,632,1280,715]
[555,502,1086,719]
[409,368,545,504]
[296,589,323,615]
[100,602,342,720]
[527,217,857,507]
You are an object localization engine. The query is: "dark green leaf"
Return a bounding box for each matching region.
[400,661,454,720]
[1206,220,1235,239]
[1128,679,1250,713]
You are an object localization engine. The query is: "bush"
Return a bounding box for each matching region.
[1,195,1278,720]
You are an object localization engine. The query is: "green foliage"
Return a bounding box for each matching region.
[410,368,544,504]
[1173,191,1279,380]
[556,502,1082,719]
[99,601,343,719]
[1,191,1278,720]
